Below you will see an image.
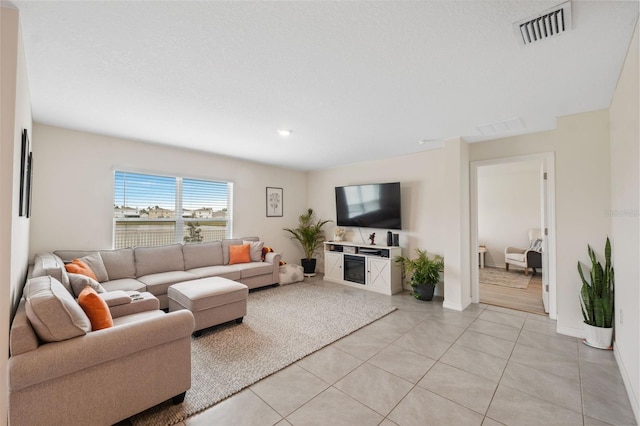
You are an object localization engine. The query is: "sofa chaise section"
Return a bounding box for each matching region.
[8,277,195,426]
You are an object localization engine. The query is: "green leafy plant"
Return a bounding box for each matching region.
[395,249,444,299]
[578,237,614,328]
[183,221,203,243]
[283,208,332,260]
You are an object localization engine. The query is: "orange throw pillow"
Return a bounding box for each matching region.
[65,259,98,281]
[77,286,113,331]
[229,244,251,265]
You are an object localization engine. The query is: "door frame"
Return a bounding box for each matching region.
[470,152,557,320]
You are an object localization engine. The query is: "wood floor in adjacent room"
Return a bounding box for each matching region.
[479,270,546,315]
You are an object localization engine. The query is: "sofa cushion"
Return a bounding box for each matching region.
[79,252,109,282]
[183,241,224,270]
[100,278,147,293]
[186,265,241,281]
[222,239,244,265]
[69,273,106,298]
[100,248,136,280]
[137,271,199,297]
[23,275,91,342]
[78,286,114,331]
[229,244,251,265]
[55,248,137,281]
[244,240,265,262]
[505,252,526,262]
[135,244,185,277]
[229,262,274,278]
[32,252,72,295]
[65,259,98,281]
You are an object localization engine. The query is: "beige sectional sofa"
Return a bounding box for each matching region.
[8,237,281,425]
[53,237,281,309]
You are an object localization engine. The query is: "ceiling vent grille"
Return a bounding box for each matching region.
[514,1,572,45]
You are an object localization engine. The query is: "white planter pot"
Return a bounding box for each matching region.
[583,323,613,350]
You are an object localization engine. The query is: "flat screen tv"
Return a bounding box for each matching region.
[335,182,402,230]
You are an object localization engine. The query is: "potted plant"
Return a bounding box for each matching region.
[578,237,614,349]
[395,248,444,301]
[284,208,332,276]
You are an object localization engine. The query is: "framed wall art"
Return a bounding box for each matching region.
[26,152,33,218]
[266,187,283,217]
[18,129,29,217]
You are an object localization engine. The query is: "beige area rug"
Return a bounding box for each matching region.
[479,267,532,289]
[131,283,396,425]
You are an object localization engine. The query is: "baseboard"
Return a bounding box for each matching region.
[443,298,472,312]
[614,344,640,424]
[556,324,584,339]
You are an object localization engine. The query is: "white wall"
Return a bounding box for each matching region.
[443,137,471,311]
[307,147,446,293]
[1,6,32,425]
[30,124,308,264]
[477,162,541,268]
[469,109,611,338]
[609,22,639,423]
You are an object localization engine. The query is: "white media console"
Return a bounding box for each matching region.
[323,241,403,295]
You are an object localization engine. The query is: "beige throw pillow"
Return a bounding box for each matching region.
[79,252,110,282]
[243,240,265,262]
[68,273,106,298]
[24,275,91,342]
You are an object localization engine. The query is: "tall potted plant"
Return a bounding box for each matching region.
[284,208,332,276]
[395,248,444,301]
[578,237,614,349]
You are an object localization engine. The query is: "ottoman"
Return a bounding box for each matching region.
[168,277,248,336]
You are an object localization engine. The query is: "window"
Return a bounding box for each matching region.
[113,171,233,248]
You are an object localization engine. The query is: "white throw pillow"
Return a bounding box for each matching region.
[244,240,265,262]
[528,238,543,252]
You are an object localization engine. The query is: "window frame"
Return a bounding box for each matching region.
[113,170,234,248]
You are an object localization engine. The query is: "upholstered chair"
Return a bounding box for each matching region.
[504,229,543,276]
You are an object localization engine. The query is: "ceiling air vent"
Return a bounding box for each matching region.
[514,1,572,45]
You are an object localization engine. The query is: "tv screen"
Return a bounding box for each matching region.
[335,182,402,230]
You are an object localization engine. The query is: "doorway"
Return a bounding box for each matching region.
[470,153,557,319]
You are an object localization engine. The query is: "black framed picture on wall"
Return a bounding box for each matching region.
[266,187,283,217]
[26,152,33,218]
[18,129,29,217]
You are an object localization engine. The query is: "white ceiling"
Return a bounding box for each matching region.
[11,1,639,171]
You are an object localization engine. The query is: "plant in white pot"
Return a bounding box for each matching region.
[283,208,332,276]
[578,237,614,349]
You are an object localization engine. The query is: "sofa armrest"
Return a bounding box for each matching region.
[505,247,526,255]
[264,252,282,265]
[9,310,194,391]
[108,292,160,318]
[264,252,282,284]
[100,290,132,307]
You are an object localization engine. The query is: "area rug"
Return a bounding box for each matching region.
[131,283,396,425]
[479,267,531,289]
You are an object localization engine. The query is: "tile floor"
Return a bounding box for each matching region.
[173,278,636,426]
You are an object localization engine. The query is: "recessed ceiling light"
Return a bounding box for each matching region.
[278,129,292,137]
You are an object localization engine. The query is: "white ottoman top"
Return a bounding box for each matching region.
[169,277,248,311]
